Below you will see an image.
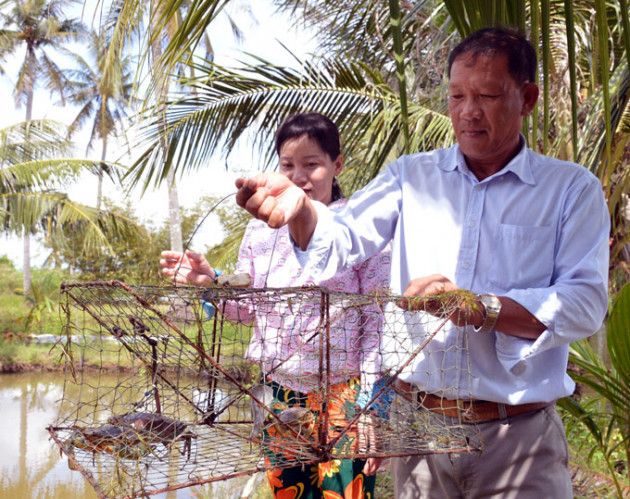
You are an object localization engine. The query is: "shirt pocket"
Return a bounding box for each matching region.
[489,224,555,291]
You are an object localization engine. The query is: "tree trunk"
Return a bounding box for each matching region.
[23,230,32,298]
[167,169,183,252]
[149,9,183,253]
[97,135,108,211]
[22,47,35,298]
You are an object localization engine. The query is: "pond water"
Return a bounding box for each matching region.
[0,372,266,499]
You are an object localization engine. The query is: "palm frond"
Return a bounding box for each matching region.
[0,120,71,165]
[1,158,124,192]
[127,55,400,190]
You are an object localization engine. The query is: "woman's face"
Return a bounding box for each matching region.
[278,134,343,206]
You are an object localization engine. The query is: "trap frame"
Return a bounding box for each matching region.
[49,280,481,498]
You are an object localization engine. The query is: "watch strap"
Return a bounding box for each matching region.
[473,294,501,333]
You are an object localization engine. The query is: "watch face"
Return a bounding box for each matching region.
[481,294,501,312]
[475,294,501,333]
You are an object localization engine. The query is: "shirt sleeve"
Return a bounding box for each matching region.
[295,162,402,280]
[498,174,610,374]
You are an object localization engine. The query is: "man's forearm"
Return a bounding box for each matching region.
[288,199,319,250]
[493,296,546,339]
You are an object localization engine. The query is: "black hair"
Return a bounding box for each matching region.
[448,27,537,86]
[275,113,344,201]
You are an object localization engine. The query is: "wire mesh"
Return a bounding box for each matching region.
[49,280,481,498]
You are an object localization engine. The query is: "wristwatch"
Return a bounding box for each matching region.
[474,294,501,333]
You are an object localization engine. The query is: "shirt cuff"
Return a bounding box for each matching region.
[293,202,336,273]
[494,332,548,375]
[494,288,560,375]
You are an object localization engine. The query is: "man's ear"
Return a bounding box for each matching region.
[521,83,539,116]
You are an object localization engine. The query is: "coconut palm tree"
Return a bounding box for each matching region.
[0,0,86,296]
[62,29,135,209]
[0,120,142,273]
[93,0,241,255]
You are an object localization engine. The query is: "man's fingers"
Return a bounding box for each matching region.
[235,178,258,208]
[235,175,266,208]
[244,191,274,221]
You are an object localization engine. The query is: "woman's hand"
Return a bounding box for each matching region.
[356,413,383,476]
[159,250,215,286]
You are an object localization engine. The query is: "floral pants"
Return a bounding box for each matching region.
[262,379,376,499]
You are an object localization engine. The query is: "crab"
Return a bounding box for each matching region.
[66,412,195,462]
[67,424,153,461]
[108,412,196,458]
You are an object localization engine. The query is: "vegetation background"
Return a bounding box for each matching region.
[0,0,629,496]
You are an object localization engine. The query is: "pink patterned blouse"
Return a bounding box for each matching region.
[221,199,391,401]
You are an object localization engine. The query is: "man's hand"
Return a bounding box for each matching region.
[235,173,319,250]
[235,173,307,228]
[160,250,215,286]
[397,274,483,328]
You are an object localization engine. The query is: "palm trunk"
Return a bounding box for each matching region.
[22,47,35,298]
[23,230,32,298]
[150,10,183,253]
[97,135,107,211]
[167,169,183,252]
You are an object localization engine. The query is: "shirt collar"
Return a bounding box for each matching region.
[443,136,536,185]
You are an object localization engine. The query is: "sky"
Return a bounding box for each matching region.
[0,0,316,268]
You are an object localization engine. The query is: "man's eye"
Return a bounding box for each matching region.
[481,94,499,99]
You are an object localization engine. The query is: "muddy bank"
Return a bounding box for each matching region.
[0,360,126,373]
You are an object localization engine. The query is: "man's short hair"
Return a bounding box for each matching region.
[447,27,537,85]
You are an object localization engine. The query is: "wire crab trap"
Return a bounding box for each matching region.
[49,280,481,498]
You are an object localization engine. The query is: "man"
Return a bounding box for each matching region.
[235,27,609,497]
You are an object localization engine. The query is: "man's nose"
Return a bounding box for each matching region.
[460,96,483,119]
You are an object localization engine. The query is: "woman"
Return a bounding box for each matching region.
[160,113,390,498]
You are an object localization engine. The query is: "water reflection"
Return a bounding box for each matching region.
[0,372,260,499]
[0,372,98,498]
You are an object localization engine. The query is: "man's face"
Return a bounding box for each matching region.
[448,52,538,177]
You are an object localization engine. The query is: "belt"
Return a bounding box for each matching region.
[395,379,553,423]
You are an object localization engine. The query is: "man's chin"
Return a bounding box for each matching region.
[459,143,489,162]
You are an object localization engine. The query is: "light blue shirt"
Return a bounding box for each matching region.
[297,142,609,404]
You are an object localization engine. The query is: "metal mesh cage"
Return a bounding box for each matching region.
[48,280,481,498]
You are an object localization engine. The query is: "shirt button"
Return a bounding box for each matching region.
[475,185,482,191]
[462,262,470,270]
[469,221,476,227]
